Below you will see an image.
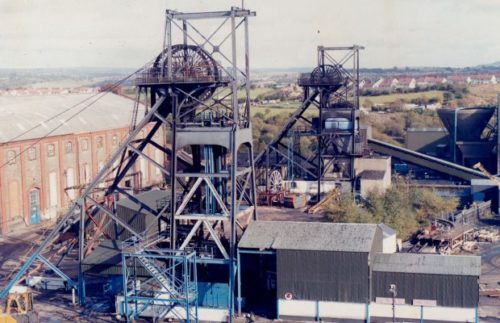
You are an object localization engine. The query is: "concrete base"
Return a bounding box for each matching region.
[277,299,477,323]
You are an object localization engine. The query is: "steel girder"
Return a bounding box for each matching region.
[143,7,257,322]
[255,46,364,199]
[0,95,176,302]
[121,249,198,322]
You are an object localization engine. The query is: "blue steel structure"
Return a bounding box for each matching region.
[120,248,198,322]
[0,8,257,323]
[138,7,257,322]
[0,94,170,303]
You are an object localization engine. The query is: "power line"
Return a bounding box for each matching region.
[0,56,156,170]
[3,65,145,145]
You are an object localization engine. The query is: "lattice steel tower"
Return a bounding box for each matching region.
[135,7,258,317]
[0,7,257,322]
[255,46,364,200]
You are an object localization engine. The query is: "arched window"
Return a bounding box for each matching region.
[81,139,89,151]
[7,150,16,165]
[65,141,73,154]
[47,144,55,157]
[96,136,104,149]
[28,147,37,161]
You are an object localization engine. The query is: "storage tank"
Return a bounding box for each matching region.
[437,107,495,141]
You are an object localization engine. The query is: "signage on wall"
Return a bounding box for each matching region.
[413,299,437,307]
[284,292,293,300]
[375,297,405,305]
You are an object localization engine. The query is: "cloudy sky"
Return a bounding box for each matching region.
[1,0,500,69]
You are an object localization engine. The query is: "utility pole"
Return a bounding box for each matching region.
[389,284,397,323]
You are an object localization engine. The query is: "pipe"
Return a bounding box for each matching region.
[237,249,242,316]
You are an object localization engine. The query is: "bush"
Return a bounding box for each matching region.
[324,176,458,239]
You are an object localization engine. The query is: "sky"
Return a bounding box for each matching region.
[1,0,500,69]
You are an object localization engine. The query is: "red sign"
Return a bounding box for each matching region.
[284,292,293,300]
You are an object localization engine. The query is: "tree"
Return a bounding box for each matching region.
[324,176,458,240]
[324,192,373,223]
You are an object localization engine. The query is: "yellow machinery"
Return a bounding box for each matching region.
[0,314,16,323]
[0,286,34,322]
[472,162,500,185]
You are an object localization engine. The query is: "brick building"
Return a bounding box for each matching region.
[0,93,164,233]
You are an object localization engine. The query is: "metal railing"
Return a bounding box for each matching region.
[298,73,345,87]
[135,69,231,85]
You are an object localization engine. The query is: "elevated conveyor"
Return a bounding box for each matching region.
[368,138,487,181]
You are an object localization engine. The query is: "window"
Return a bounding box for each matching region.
[65,141,73,154]
[28,147,37,161]
[47,144,55,157]
[80,163,91,184]
[49,172,58,207]
[81,139,89,151]
[65,168,75,200]
[6,150,16,165]
[111,135,118,146]
[29,188,41,218]
[96,136,104,149]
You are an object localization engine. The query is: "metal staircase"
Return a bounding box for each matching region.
[0,94,170,302]
[121,242,198,322]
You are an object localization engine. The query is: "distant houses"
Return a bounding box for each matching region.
[0,87,98,96]
[359,73,498,91]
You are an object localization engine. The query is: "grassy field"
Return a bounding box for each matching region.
[361,90,444,106]
[250,103,298,118]
[217,87,279,100]
[464,84,500,106]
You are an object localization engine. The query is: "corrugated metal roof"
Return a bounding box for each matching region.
[117,189,170,215]
[83,239,121,266]
[373,253,481,276]
[0,93,141,143]
[238,221,378,252]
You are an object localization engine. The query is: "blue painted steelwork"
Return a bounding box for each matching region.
[0,97,168,302]
[198,282,229,308]
[37,255,77,288]
[237,248,276,315]
[121,248,198,322]
[237,249,242,316]
[315,300,320,322]
[121,252,129,320]
[237,249,276,255]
